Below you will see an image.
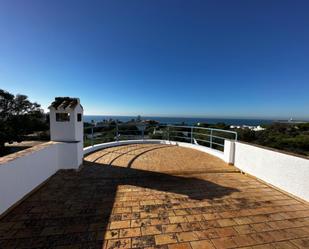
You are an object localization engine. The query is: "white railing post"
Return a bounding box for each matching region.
[91,127,94,146]
[223,140,235,164]
[167,126,170,141]
[116,123,119,142]
[190,127,193,144]
[210,129,213,148]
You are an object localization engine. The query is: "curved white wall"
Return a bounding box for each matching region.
[83,139,234,163]
[84,140,309,202]
[234,142,309,201]
[2,138,308,217]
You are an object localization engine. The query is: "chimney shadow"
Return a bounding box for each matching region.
[83,160,239,201]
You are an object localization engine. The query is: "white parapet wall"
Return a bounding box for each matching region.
[0,141,83,216]
[83,139,234,164]
[234,141,309,201]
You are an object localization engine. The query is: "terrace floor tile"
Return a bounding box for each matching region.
[0,143,309,248]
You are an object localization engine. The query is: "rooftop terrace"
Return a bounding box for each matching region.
[1,144,309,249]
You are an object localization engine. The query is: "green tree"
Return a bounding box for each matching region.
[0,89,47,155]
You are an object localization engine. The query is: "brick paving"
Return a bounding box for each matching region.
[0,143,309,249]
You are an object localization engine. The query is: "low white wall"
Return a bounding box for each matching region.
[0,143,58,215]
[0,141,83,215]
[83,139,163,155]
[84,139,231,162]
[58,141,83,170]
[234,142,309,201]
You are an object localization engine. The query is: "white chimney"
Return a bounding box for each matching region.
[48,97,83,142]
[48,97,84,169]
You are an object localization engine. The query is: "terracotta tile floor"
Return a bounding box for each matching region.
[0,144,309,249]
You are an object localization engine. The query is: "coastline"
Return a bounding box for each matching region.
[83,115,275,126]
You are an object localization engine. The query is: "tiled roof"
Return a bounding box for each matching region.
[49,97,82,110]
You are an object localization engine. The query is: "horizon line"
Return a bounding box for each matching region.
[83,114,309,121]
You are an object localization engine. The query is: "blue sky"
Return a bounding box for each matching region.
[0,0,308,119]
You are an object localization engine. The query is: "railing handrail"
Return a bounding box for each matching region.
[83,122,237,151]
[165,124,237,137]
[84,123,237,139]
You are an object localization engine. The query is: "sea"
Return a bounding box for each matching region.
[84,115,276,126]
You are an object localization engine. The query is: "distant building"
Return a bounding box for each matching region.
[230,125,265,131]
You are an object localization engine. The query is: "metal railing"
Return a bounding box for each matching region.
[84,123,237,152]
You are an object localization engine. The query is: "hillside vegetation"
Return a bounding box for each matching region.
[234,123,309,157]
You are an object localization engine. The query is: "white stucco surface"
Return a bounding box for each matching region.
[223,140,235,164]
[0,141,83,215]
[49,104,83,142]
[0,143,58,215]
[234,141,309,201]
[58,142,83,170]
